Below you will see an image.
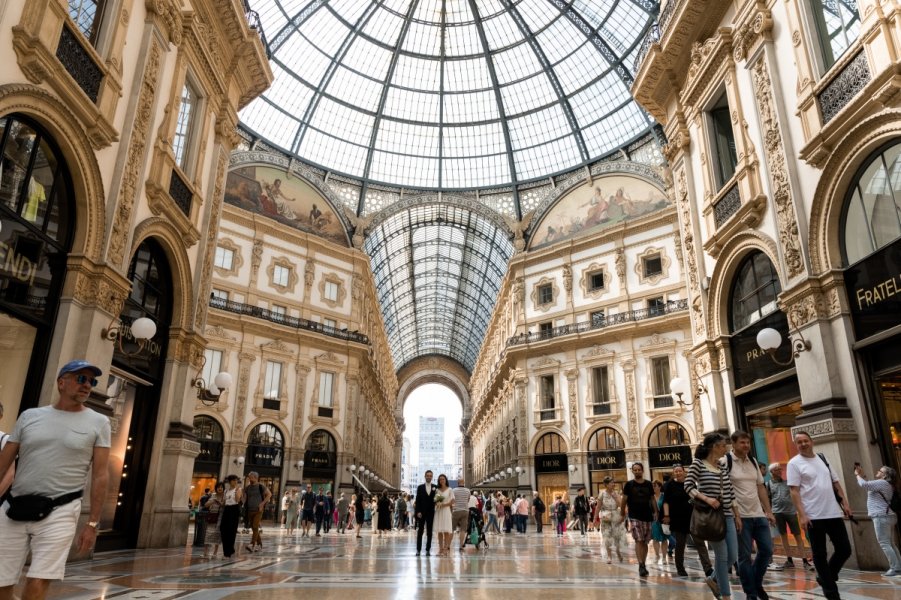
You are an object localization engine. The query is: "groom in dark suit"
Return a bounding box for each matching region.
[415,470,436,556]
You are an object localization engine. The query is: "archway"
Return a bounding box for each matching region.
[402,383,463,491]
[245,422,285,522]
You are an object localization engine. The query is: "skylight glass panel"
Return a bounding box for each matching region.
[376,120,440,156]
[508,105,571,150]
[445,23,483,56]
[515,135,581,180]
[392,55,441,90]
[308,97,375,147]
[383,87,440,122]
[325,66,383,113]
[491,42,543,85]
[583,103,649,156]
[538,18,586,64]
[298,128,368,176]
[481,10,522,50]
[369,151,439,187]
[516,0,558,33]
[263,63,315,116]
[239,98,299,150]
[330,0,372,25]
[257,0,290,33]
[554,41,609,94]
[341,38,393,80]
[443,90,498,123]
[500,72,557,116]
[303,8,350,56]
[276,34,332,85]
[443,123,506,157]
[362,5,406,45]
[475,0,506,20]
[403,20,442,55]
[444,58,493,92]
[570,74,631,126]
[572,0,610,29]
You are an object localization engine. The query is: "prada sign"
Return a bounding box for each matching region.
[843,239,901,342]
[648,445,692,469]
[730,310,791,390]
[588,450,626,471]
[535,453,568,473]
[304,450,336,470]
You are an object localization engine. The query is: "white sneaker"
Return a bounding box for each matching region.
[882,569,899,577]
[768,562,783,571]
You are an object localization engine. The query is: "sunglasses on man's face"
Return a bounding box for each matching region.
[73,374,98,387]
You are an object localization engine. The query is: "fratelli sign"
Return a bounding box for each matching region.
[588,450,626,470]
[535,453,568,473]
[648,445,692,469]
[843,239,901,342]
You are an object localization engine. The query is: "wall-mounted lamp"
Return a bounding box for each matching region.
[515,466,523,475]
[669,375,707,411]
[506,467,513,475]
[102,314,157,358]
[756,326,812,366]
[233,456,245,467]
[294,460,305,470]
[349,464,357,472]
[191,355,233,406]
[568,464,578,474]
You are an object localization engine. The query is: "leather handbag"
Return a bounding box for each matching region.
[689,464,727,542]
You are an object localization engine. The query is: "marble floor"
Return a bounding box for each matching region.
[18,526,901,600]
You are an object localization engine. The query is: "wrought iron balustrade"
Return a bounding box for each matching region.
[56,25,102,103]
[506,299,688,347]
[635,0,680,69]
[169,169,193,217]
[209,296,370,344]
[817,51,870,124]
[243,1,272,58]
[713,183,741,228]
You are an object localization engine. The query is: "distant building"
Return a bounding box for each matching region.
[418,416,445,474]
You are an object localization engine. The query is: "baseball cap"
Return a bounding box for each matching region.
[57,360,103,379]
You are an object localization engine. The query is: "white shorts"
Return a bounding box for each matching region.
[0,499,81,585]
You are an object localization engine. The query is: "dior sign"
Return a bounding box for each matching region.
[648,446,692,469]
[588,450,626,471]
[535,453,568,473]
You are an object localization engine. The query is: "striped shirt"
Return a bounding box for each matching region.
[684,458,736,511]
[856,476,895,517]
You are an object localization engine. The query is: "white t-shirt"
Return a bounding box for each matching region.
[786,453,843,520]
[727,452,765,518]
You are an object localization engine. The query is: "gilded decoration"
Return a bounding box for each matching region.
[579,263,611,300]
[213,238,243,277]
[635,246,671,285]
[205,324,237,341]
[145,0,184,46]
[266,256,299,294]
[70,268,129,316]
[231,352,256,438]
[109,40,162,269]
[530,276,559,313]
[750,57,804,280]
[565,368,580,448]
[621,358,639,446]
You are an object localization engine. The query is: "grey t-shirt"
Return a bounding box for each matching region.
[10,404,111,497]
[767,479,796,515]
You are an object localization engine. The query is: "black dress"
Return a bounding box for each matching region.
[662,479,692,533]
[377,497,392,531]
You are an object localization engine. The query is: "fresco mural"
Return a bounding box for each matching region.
[530,175,669,248]
[224,165,348,246]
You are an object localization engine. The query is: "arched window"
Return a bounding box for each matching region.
[193,416,224,465]
[842,141,901,265]
[647,421,690,447]
[587,427,625,451]
[535,432,566,454]
[306,429,336,453]
[729,251,781,333]
[246,423,284,468]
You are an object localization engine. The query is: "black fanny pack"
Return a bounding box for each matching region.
[5,491,83,522]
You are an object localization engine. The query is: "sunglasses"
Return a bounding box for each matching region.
[73,374,99,387]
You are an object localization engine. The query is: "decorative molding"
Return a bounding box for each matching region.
[791,418,856,439]
[579,263,611,300]
[109,40,162,268]
[580,345,615,361]
[635,246,671,285]
[266,256,299,294]
[195,150,228,330]
[213,238,243,277]
[566,370,580,449]
[639,332,677,351]
[530,276,559,313]
[260,339,294,356]
[318,272,347,308]
[205,324,237,341]
[674,167,705,338]
[622,358,639,446]
[530,356,561,370]
[750,56,804,280]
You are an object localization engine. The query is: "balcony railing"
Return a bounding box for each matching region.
[244,1,272,59]
[209,297,370,344]
[507,299,688,347]
[635,0,681,69]
[713,182,741,228]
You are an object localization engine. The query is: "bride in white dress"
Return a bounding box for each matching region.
[433,474,454,556]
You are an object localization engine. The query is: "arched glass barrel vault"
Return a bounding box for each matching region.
[364,203,514,372]
[240,0,659,207]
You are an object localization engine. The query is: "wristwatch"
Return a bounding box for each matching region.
[87,521,100,529]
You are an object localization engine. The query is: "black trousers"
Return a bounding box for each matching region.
[220,504,241,558]
[536,513,544,532]
[417,513,434,552]
[576,513,588,534]
[673,531,712,573]
[808,518,851,600]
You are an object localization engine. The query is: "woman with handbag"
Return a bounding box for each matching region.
[599,476,625,563]
[663,464,713,577]
[203,481,226,558]
[685,433,741,600]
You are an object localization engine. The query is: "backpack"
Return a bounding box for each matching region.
[485,497,492,511]
[725,452,760,474]
[877,487,901,515]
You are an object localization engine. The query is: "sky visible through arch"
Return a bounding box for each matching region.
[403,383,463,466]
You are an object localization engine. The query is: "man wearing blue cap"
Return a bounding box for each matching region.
[0,360,111,600]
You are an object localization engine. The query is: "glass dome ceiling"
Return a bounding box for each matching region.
[241,0,658,190]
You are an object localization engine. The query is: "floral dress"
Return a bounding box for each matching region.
[599,490,625,556]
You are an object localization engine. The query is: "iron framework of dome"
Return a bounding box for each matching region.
[242,0,659,202]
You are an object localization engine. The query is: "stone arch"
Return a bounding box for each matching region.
[365,192,514,239]
[243,418,288,445]
[642,416,696,446]
[300,426,342,452]
[396,355,471,419]
[130,218,196,332]
[809,110,901,274]
[582,423,629,453]
[0,84,106,260]
[194,410,230,442]
[706,231,781,339]
[530,429,568,455]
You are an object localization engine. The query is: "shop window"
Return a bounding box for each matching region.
[68,0,108,45]
[246,423,284,468]
[590,366,611,415]
[539,374,556,421]
[535,431,566,454]
[841,141,901,266]
[214,246,234,270]
[172,81,200,174]
[730,251,781,332]
[651,357,673,409]
[192,415,224,468]
[263,360,281,410]
[709,92,738,190]
[588,427,624,451]
[809,0,861,71]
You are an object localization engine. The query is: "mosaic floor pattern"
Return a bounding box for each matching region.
[13,527,901,599]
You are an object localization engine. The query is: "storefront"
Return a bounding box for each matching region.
[0,114,74,428]
[728,251,801,468]
[646,421,692,482]
[245,423,284,521]
[533,432,568,525]
[190,415,225,507]
[840,141,901,472]
[587,427,627,495]
[303,429,338,493]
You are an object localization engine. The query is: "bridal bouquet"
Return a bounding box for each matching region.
[434,494,445,504]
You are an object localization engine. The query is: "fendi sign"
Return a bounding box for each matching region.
[535,453,568,473]
[648,445,692,469]
[588,450,626,471]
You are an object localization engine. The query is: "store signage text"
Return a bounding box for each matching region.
[648,445,692,469]
[844,240,901,342]
[0,241,37,286]
[855,274,900,310]
[536,453,568,473]
[588,450,626,470]
[114,322,162,358]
